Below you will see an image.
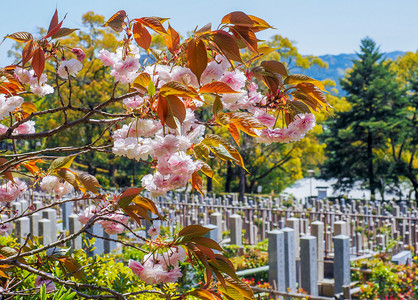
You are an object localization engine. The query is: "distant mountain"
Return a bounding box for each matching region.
[296,51,406,94]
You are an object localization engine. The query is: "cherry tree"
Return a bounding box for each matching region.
[0,9,330,299]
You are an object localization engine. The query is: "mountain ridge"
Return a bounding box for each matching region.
[300,51,406,94]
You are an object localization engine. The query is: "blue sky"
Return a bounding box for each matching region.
[1,0,418,65]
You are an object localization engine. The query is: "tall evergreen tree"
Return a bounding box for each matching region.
[321,38,403,198]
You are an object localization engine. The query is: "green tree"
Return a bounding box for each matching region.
[386,52,418,200]
[321,37,404,199]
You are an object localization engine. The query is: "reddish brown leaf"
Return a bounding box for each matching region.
[178,224,213,238]
[51,28,78,39]
[221,11,254,27]
[47,9,59,35]
[248,15,273,32]
[118,187,144,208]
[261,60,288,77]
[5,32,33,42]
[133,22,151,50]
[32,47,45,81]
[229,26,258,53]
[165,95,187,129]
[0,157,14,183]
[165,22,180,54]
[187,38,207,84]
[196,23,212,36]
[132,196,160,216]
[156,95,169,126]
[44,19,64,39]
[200,81,239,94]
[22,40,36,67]
[104,10,127,32]
[228,123,240,146]
[135,17,167,34]
[191,171,203,194]
[211,31,243,63]
[22,159,44,175]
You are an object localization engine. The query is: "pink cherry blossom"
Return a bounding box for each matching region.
[151,135,180,158]
[0,178,27,203]
[58,59,83,79]
[254,111,276,128]
[78,205,100,224]
[14,67,32,84]
[35,276,56,293]
[171,66,199,87]
[219,70,246,91]
[13,121,35,135]
[147,226,160,237]
[40,175,73,197]
[0,124,8,134]
[123,96,145,109]
[71,48,86,62]
[99,213,128,235]
[98,49,116,67]
[0,94,24,120]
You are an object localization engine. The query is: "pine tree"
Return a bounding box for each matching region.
[321,38,403,199]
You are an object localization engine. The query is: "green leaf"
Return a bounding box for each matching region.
[212,95,223,116]
[49,155,76,171]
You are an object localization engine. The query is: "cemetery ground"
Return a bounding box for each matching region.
[2,189,418,299]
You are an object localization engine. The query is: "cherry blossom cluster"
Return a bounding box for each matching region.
[100,46,317,197]
[78,205,128,235]
[0,178,27,204]
[258,113,316,144]
[98,46,141,84]
[111,114,204,197]
[40,175,74,197]
[14,67,54,97]
[129,246,186,284]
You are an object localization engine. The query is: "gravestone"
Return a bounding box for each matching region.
[333,235,350,295]
[30,213,41,236]
[86,224,104,257]
[210,212,223,242]
[203,224,219,243]
[103,232,117,253]
[229,214,242,246]
[334,221,347,236]
[300,235,318,295]
[268,230,285,292]
[282,228,296,292]
[69,214,82,250]
[391,250,412,265]
[61,200,73,230]
[38,219,53,246]
[42,208,57,242]
[311,221,324,281]
[15,217,30,244]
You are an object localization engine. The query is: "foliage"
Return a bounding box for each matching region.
[320,37,409,199]
[0,9,329,299]
[352,255,418,299]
